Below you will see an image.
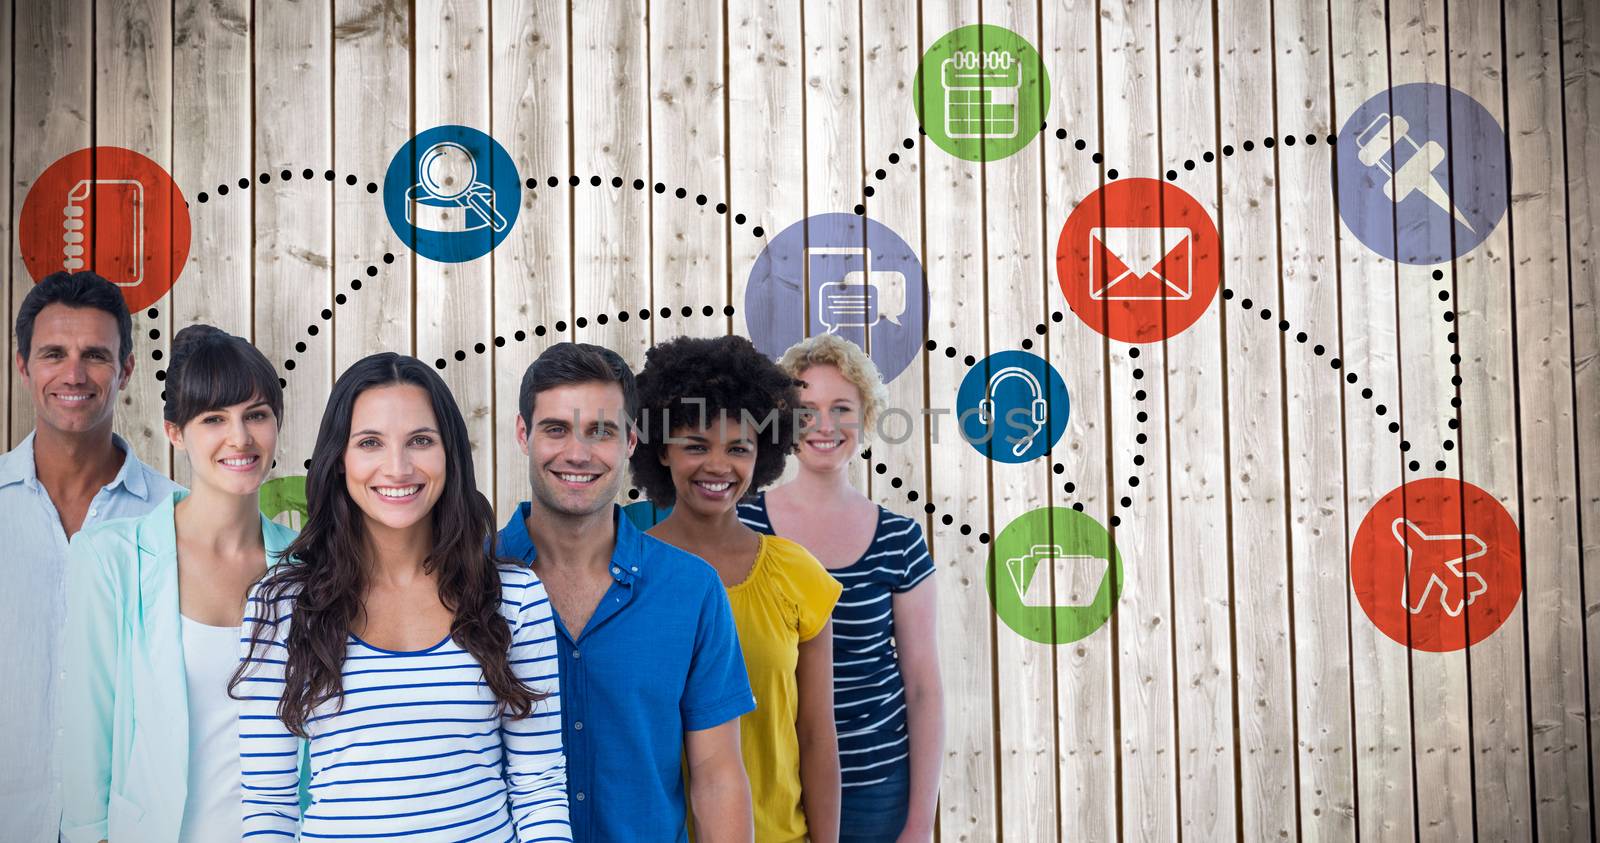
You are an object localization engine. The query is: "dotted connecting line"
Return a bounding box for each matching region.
[888,311,1153,538]
[865,125,1466,471]
[147,252,398,389]
[174,163,776,391]
[194,168,379,204]
[1219,267,1461,472]
[1160,132,1338,182]
[526,174,767,238]
[193,167,772,239]
[428,302,740,373]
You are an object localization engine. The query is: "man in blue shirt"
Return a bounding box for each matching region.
[0,271,179,842]
[495,342,756,842]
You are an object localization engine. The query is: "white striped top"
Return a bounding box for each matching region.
[236,565,570,841]
[738,494,935,788]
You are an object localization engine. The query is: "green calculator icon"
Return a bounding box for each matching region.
[915,25,1050,162]
[941,50,1021,140]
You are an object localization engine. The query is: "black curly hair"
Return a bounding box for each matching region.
[630,334,801,507]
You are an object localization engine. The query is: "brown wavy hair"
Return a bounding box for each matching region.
[230,353,541,736]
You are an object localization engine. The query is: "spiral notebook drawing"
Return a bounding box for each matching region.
[941,50,1022,140]
[63,178,145,287]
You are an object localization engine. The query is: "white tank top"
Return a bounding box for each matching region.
[179,616,244,843]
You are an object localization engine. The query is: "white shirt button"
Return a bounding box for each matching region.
[575,792,586,802]
[630,566,639,573]
[572,650,581,660]
[574,721,584,731]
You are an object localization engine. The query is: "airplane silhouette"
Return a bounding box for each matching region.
[1392,517,1489,617]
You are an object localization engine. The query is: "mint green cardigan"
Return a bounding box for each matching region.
[55,490,301,843]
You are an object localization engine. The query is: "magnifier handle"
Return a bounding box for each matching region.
[465,188,508,233]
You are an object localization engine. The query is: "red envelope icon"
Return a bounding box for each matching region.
[1087,227,1193,300]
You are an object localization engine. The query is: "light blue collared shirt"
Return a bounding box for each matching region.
[0,431,178,843]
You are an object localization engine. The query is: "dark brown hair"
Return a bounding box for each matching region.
[15,271,133,363]
[231,353,541,735]
[163,324,284,428]
[518,341,638,426]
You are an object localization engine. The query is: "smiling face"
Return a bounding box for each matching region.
[15,304,132,439]
[793,363,864,473]
[659,413,757,519]
[518,381,635,519]
[165,398,279,497]
[343,383,447,537]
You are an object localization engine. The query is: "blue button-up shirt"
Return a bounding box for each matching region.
[496,503,755,843]
[0,431,178,843]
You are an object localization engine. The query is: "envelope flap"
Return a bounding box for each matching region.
[1091,227,1191,277]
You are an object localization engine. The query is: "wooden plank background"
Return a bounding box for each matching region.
[4,0,1595,839]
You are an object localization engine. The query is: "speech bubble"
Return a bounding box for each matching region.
[845,268,908,326]
[819,281,880,332]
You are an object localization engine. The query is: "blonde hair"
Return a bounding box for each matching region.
[776,334,890,431]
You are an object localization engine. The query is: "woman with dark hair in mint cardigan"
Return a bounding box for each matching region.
[57,325,294,843]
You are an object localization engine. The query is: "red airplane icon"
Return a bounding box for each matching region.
[1392,517,1489,617]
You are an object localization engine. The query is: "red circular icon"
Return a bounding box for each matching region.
[1055,178,1220,343]
[1351,478,1522,652]
[19,147,191,312]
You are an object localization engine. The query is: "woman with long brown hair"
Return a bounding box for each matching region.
[232,353,569,841]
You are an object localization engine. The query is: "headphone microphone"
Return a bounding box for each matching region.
[977,365,1048,458]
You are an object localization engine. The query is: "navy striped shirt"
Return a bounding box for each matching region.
[236,565,570,841]
[738,493,935,788]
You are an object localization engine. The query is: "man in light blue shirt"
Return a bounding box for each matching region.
[0,271,178,842]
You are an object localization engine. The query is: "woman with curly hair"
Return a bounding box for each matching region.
[632,334,843,843]
[230,353,570,841]
[738,335,942,843]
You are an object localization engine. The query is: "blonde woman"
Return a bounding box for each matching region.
[737,335,943,843]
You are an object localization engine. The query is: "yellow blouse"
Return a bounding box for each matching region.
[726,534,843,842]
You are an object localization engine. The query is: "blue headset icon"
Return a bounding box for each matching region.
[977,365,1049,458]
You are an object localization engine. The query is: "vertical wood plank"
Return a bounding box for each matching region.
[800,0,868,496]
[1383,2,1474,834]
[333,0,413,372]
[1272,0,1359,836]
[976,2,1057,837]
[728,0,805,357]
[859,0,928,585]
[414,1,495,499]
[254,0,333,480]
[172,0,251,489]
[727,0,804,505]
[917,1,1000,838]
[570,0,650,371]
[1098,0,1181,836]
[492,0,571,513]
[1162,0,1245,836]
[1041,0,1119,837]
[649,0,727,349]
[1561,0,1600,831]
[96,0,171,474]
[1444,0,1535,837]
[857,1,940,832]
[1329,2,1419,838]
[1505,0,1592,835]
